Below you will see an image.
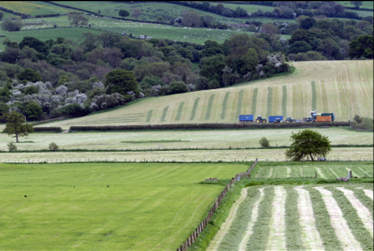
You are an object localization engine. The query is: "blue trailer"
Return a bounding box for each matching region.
[239,115,254,123]
[268,115,284,123]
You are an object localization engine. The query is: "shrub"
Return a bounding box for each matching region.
[259,137,270,147]
[352,116,373,131]
[49,142,59,151]
[7,142,17,152]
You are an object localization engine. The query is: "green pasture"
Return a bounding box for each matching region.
[0,148,372,163]
[252,161,374,179]
[336,1,373,10]
[0,162,248,250]
[0,1,71,16]
[1,127,371,151]
[0,27,103,51]
[40,60,373,128]
[214,3,275,13]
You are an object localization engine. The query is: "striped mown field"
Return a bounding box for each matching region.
[207,183,373,251]
[41,60,373,129]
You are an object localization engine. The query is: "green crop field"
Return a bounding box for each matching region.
[1,127,372,151]
[0,27,104,51]
[336,1,373,10]
[0,1,71,16]
[40,60,373,129]
[0,162,249,250]
[206,181,373,251]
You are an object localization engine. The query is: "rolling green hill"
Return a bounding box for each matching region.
[40,60,373,129]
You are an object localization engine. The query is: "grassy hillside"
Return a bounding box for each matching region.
[40,60,373,128]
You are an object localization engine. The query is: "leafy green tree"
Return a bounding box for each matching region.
[49,142,59,151]
[19,37,48,54]
[17,69,43,84]
[67,12,88,27]
[24,85,39,95]
[168,81,188,94]
[119,10,130,18]
[200,54,226,84]
[349,35,373,59]
[7,142,17,152]
[200,40,224,58]
[300,17,316,30]
[58,75,71,86]
[241,48,259,74]
[259,137,270,147]
[289,29,312,45]
[2,110,34,143]
[285,129,331,161]
[104,69,140,98]
[288,41,312,54]
[0,102,9,122]
[23,101,44,121]
[0,17,22,31]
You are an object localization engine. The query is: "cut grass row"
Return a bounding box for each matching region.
[211,183,373,251]
[221,92,230,119]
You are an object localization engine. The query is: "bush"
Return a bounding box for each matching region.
[49,142,59,151]
[259,137,270,147]
[352,116,373,131]
[7,142,17,152]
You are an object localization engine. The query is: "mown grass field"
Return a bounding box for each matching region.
[41,60,373,128]
[337,1,373,9]
[205,181,373,251]
[0,148,372,163]
[0,127,372,151]
[0,162,249,250]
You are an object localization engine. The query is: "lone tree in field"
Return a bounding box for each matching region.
[67,12,88,27]
[2,111,34,143]
[285,129,331,161]
[118,10,130,18]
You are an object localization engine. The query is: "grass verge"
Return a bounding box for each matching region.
[176,102,184,121]
[217,187,259,250]
[190,98,200,121]
[205,94,215,120]
[221,92,230,120]
[285,187,304,250]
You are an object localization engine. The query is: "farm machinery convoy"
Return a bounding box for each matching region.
[239,110,335,123]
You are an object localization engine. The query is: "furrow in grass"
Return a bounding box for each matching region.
[217,187,260,251]
[314,187,362,251]
[205,94,215,120]
[294,186,324,250]
[266,186,286,251]
[238,188,265,251]
[221,92,230,120]
[175,102,184,121]
[353,189,374,212]
[266,87,273,118]
[306,187,343,250]
[316,167,327,179]
[335,187,373,238]
[246,186,274,250]
[236,90,244,117]
[311,81,317,111]
[282,85,287,117]
[145,109,153,123]
[320,81,329,114]
[160,105,169,122]
[207,188,248,251]
[189,98,200,121]
[363,190,373,200]
[284,187,304,250]
[251,88,258,115]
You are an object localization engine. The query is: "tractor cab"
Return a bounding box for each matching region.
[256,115,267,123]
[285,116,296,123]
[306,116,316,122]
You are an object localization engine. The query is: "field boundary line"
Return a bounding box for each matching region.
[314,187,362,251]
[336,187,373,237]
[206,188,248,251]
[295,186,324,250]
[267,186,286,250]
[238,187,265,251]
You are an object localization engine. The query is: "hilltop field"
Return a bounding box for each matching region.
[39,60,373,129]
